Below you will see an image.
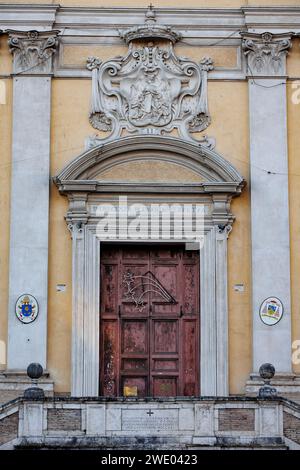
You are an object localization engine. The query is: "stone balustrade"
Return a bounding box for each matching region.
[1,396,300,449]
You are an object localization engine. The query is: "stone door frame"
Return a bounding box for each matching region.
[54,135,245,397]
[69,221,231,397]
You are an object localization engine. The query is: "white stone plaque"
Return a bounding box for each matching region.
[122,409,178,433]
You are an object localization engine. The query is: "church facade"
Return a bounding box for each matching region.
[1,1,300,449]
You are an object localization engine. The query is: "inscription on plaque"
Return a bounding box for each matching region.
[122,409,178,432]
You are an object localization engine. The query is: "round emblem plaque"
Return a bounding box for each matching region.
[259,297,283,326]
[15,294,39,324]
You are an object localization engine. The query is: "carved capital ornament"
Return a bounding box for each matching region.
[8,29,59,74]
[241,31,292,77]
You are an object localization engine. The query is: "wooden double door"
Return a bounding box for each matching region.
[100,244,200,397]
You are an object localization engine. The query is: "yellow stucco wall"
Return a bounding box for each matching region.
[287,38,300,375]
[208,81,251,394]
[48,79,92,392]
[0,1,299,395]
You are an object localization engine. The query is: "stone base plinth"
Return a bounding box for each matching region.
[0,370,54,404]
[246,373,300,400]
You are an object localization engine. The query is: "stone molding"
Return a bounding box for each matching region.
[241,31,292,77]
[7,29,59,74]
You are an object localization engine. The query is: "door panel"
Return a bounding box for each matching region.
[122,376,147,397]
[101,320,119,397]
[100,245,200,397]
[152,321,178,353]
[101,264,118,314]
[182,319,198,396]
[122,320,148,354]
[153,377,177,397]
[153,360,178,371]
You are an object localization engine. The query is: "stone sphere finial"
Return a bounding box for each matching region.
[27,362,43,380]
[24,363,45,399]
[259,363,275,382]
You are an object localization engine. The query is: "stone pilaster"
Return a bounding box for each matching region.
[242,32,294,387]
[212,195,234,396]
[6,30,59,372]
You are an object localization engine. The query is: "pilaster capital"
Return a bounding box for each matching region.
[7,29,59,75]
[241,31,292,77]
[67,221,87,240]
[216,224,233,240]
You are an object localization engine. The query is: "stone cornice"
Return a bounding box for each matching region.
[0,5,300,33]
[55,180,244,197]
[0,4,59,31]
[0,4,294,31]
[243,6,300,31]
[1,6,300,40]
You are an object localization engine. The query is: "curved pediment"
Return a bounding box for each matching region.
[54,136,245,195]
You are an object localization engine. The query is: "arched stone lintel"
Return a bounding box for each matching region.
[54,135,245,194]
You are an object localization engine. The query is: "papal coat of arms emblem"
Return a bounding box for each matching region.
[15,294,39,324]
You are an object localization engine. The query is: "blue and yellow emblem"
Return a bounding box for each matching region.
[15,294,39,324]
[21,297,33,317]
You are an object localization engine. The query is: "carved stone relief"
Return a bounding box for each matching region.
[86,7,214,147]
